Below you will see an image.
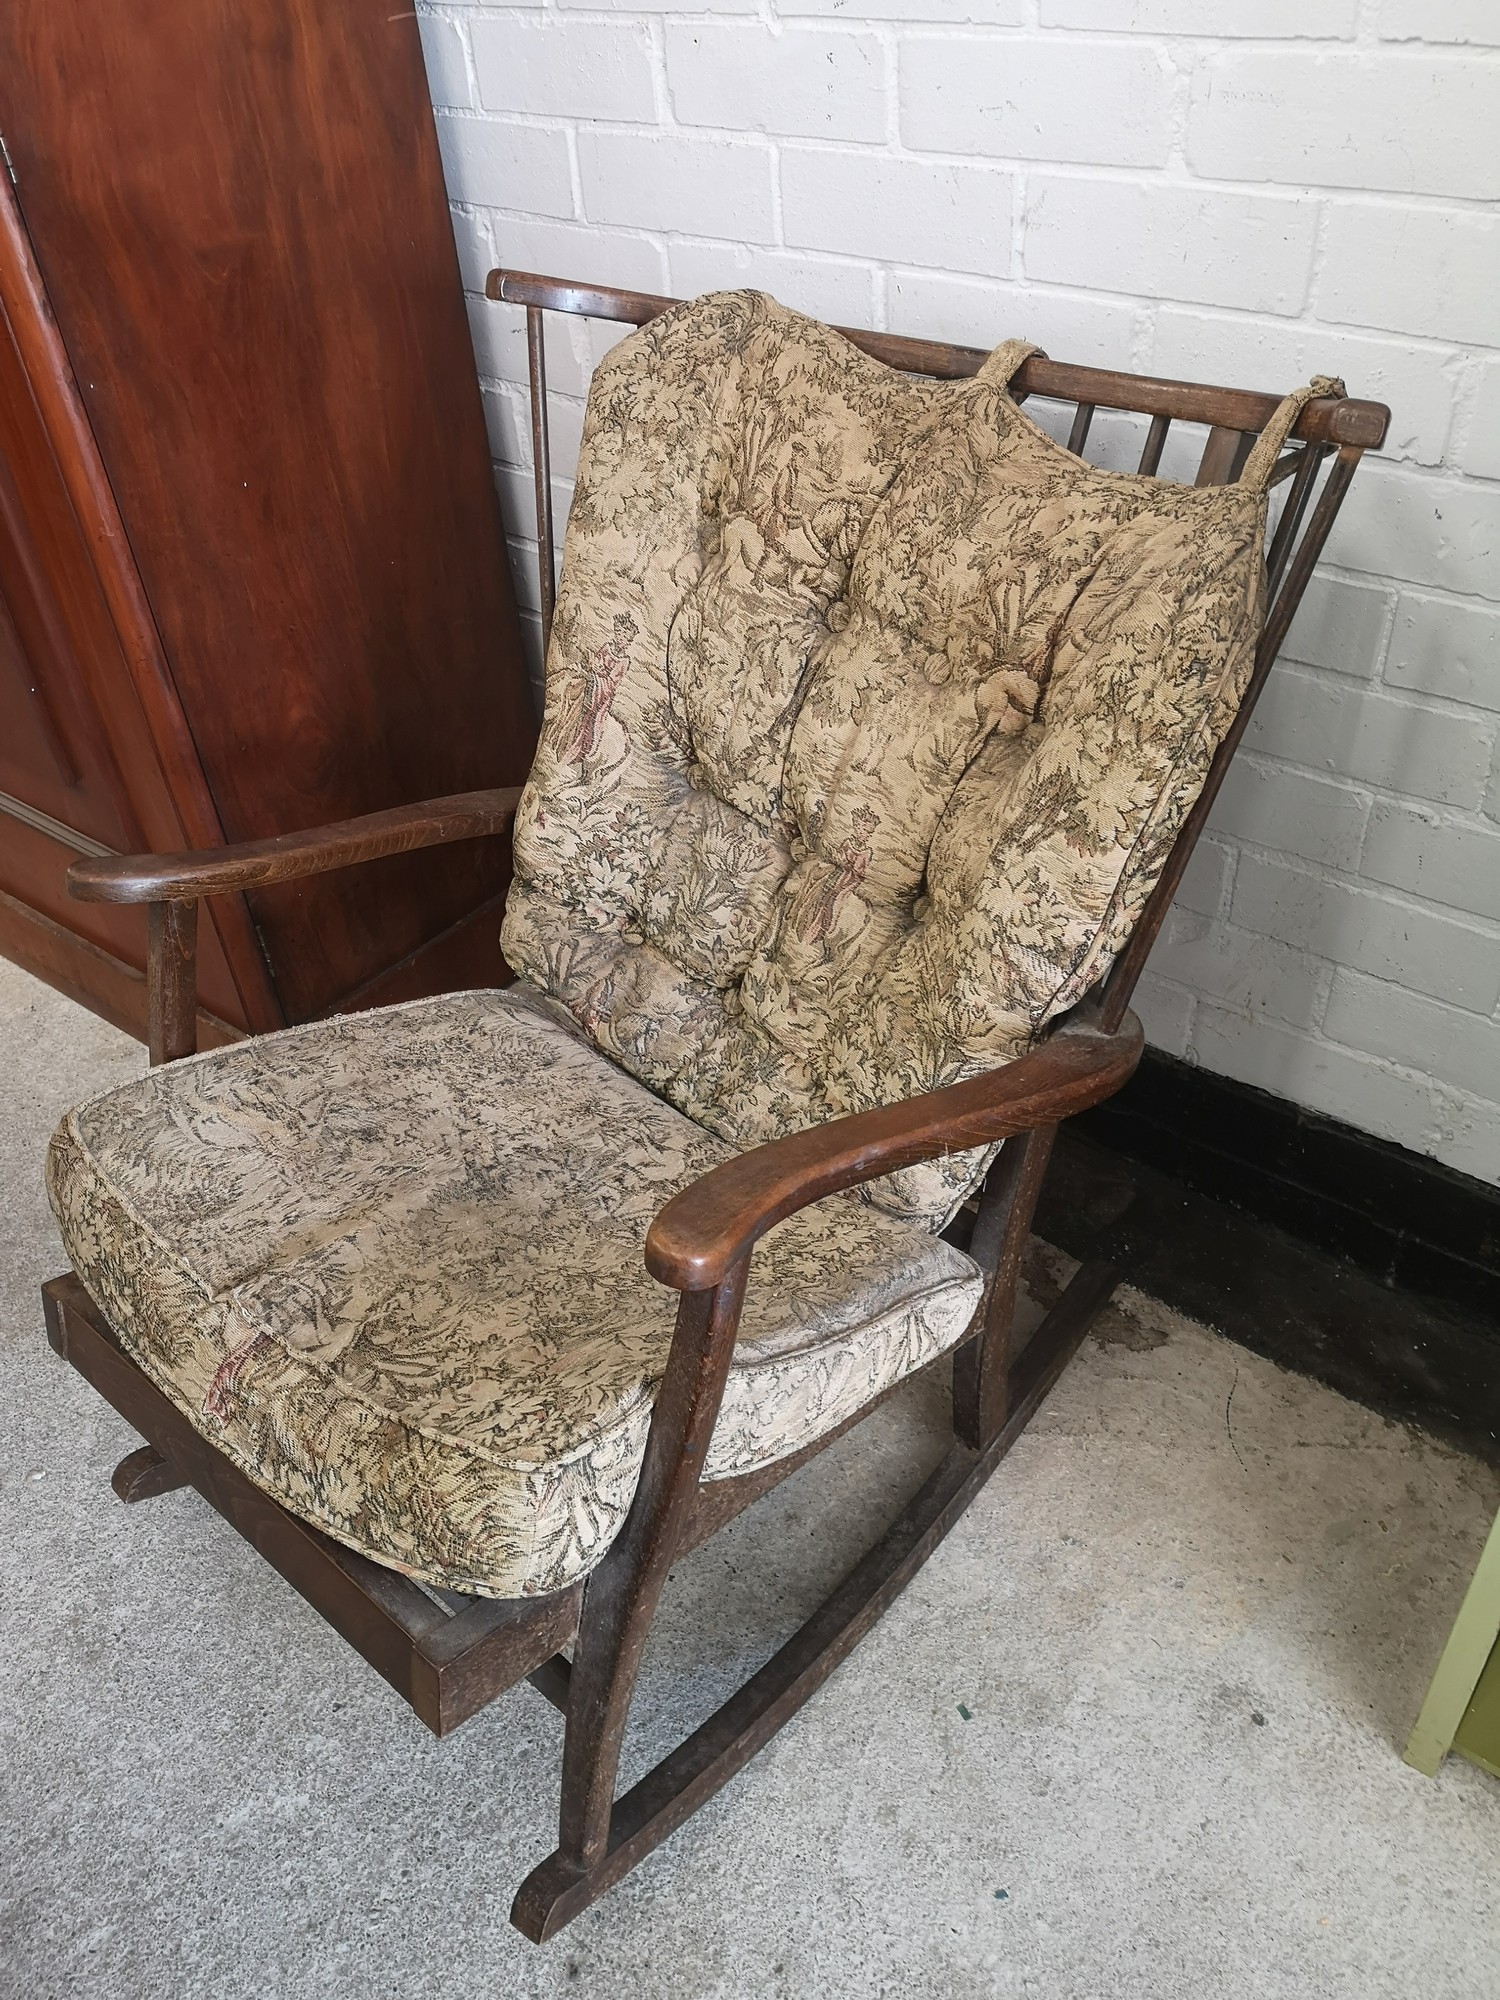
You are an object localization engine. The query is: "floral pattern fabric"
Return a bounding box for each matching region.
[46,290,1335,1602]
[47,988,981,1598]
[505,290,1331,1229]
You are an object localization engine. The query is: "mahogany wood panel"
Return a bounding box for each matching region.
[337,888,511,1014]
[0,243,252,1026]
[0,0,536,1023]
[0,208,168,860]
[0,172,282,1035]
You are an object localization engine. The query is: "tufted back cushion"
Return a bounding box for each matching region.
[503,292,1303,1229]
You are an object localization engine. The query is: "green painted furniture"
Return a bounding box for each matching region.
[1406,1507,1500,1781]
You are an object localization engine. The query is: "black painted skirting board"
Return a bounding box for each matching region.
[1039,1051,1500,1462]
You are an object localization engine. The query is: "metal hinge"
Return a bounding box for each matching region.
[0,132,15,188]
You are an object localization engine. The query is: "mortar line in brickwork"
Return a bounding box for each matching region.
[879,27,900,153]
[1162,41,1192,176]
[814,144,1500,218]
[646,17,672,130]
[1298,200,1333,328]
[1009,172,1027,290]
[871,264,888,333]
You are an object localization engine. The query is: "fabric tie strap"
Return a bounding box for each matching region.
[976,338,1043,389]
[1240,374,1346,490]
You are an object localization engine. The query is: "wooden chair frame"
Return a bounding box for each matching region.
[43,269,1388,1941]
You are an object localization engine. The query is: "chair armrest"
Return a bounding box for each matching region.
[66,787,524,904]
[645,1008,1143,1292]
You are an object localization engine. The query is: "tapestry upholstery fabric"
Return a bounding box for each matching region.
[504,290,1334,1230]
[46,987,982,1599]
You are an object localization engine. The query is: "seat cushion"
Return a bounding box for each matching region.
[46,986,981,1599]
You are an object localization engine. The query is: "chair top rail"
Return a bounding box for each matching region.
[488,269,1389,453]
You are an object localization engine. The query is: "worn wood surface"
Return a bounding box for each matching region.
[557,1273,752,1874]
[0,884,239,1051]
[1266,442,1327,593]
[74,789,522,1059]
[70,788,524,904]
[1194,424,1254,487]
[515,1004,1141,1936]
[111,1443,190,1504]
[145,900,198,1065]
[527,306,557,657]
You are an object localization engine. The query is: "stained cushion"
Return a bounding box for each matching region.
[46,986,981,1599]
[504,290,1299,1230]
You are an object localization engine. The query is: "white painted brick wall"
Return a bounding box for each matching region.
[1188,52,1500,199]
[417,0,1500,1186]
[472,19,658,120]
[668,25,889,140]
[900,38,1175,166]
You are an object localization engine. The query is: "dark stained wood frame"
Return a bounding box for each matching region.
[45,269,1387,1941]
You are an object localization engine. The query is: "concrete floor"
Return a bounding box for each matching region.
[2,959,1498,2000]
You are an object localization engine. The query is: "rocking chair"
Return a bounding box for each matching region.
[41,271,1387,1941]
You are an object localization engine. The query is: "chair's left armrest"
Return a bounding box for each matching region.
[66,785,526,1065]
[66,786,525,904]
[645,1007,1144,1292]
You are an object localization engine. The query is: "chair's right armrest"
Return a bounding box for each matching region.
[645,1007,1144,1293]
[67,786,524,904]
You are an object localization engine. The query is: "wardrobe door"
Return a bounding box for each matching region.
[0,276,247,1035]
[0,0,535,1023]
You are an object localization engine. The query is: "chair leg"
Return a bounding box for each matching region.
[952,1125,1057,1449]
[511,1553,682,1938]
[512,1280,747,1937]
[111,1442,190,1504]
[511,1245,1121,1943]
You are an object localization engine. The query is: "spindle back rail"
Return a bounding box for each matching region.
[488,265,1387,1036]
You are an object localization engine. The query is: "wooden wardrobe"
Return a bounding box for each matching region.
[0,1,535,1044]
